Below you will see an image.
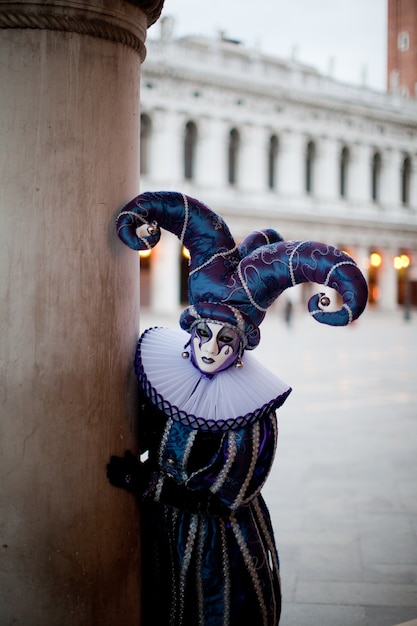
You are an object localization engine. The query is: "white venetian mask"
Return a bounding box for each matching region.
[190,321,241,375]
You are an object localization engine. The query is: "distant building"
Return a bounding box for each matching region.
[388,0,417,98]
[138,18,417,317]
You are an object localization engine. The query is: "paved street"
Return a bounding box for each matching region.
[141,305,417,626]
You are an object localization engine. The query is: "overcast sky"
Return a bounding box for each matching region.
[148,0,388,91]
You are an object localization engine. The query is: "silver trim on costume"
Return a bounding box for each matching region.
[230,516,269,626]
[231,422,260,511]
[220,519,231,626]
[181,430,198,481]
[178,514,199,624]
[179,194,189,246]
[209,431,237,495]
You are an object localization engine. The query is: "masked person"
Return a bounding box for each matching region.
[107,191,368,626]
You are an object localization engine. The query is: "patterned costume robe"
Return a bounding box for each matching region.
[112,191,368,625]
[134,326,292,626]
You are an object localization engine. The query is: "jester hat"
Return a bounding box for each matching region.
[116,191,368,349]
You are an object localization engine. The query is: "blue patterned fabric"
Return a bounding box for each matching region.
[116,191,368,348]
[134,327,287,625]
[138,392,283,626]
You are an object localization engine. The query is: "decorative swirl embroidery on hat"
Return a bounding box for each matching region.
[236,262,269,313]
[189,245,238,277]
[116,191,368,335]
[116,209,148,232]
[288,240,304,287]
[323,260,358,286]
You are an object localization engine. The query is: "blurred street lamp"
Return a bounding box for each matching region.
[394,253,411,320]
[368,251,382,304]
[370,252,382,268]
[139,249,152,259]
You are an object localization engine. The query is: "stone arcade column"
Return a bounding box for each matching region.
[315,136,340,202]
[350,142,372,206]
[149,109,184,186]
[380,148,403,210]
[197,117,229,191]
[239,123,267,194]
[409,156,417,210]
[379,247,399,311]
[0,1,163,624]
[278,130,305,197]
[150,231,181,315]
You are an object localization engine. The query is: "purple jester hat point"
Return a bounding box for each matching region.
[116,190,369,348]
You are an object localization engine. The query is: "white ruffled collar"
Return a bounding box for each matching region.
[135,327,291,432]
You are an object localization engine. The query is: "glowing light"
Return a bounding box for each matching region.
[394,254,410,270]
[370,252,382,268]
[182,246,191,260]
[139,249,152,259]
[400,253,410,268]
[394,256,402,270]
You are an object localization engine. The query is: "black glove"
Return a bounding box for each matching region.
[158,478,231,517]
[106,450,140,493]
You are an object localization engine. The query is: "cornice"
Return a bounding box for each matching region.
[142,61,417,131]
[221,203,417,237]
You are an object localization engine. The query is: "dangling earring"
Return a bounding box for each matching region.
[182,339,191,359]
[235,345,244,368]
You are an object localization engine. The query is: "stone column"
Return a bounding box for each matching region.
[315,136,340,201]
[150,231,181,314]
[349,142,372,205]
[278,129,304,197]
[379,247,399,311]
[149,109,184,186]
[381,148,402,209]
[239,123,267,193]
[197,116,227,190]
[408,156,417,210]
[0,1,163,624]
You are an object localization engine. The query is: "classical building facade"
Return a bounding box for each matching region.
[138,19,417,316]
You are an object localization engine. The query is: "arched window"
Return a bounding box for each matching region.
[340,146,350,198]
[305,140,316,194]
[184,121,198,180]
[371,151,382,202]
[401,155,411,206]
[268,135,279,190]
[140,113,152,175]
[228,128,240,186]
